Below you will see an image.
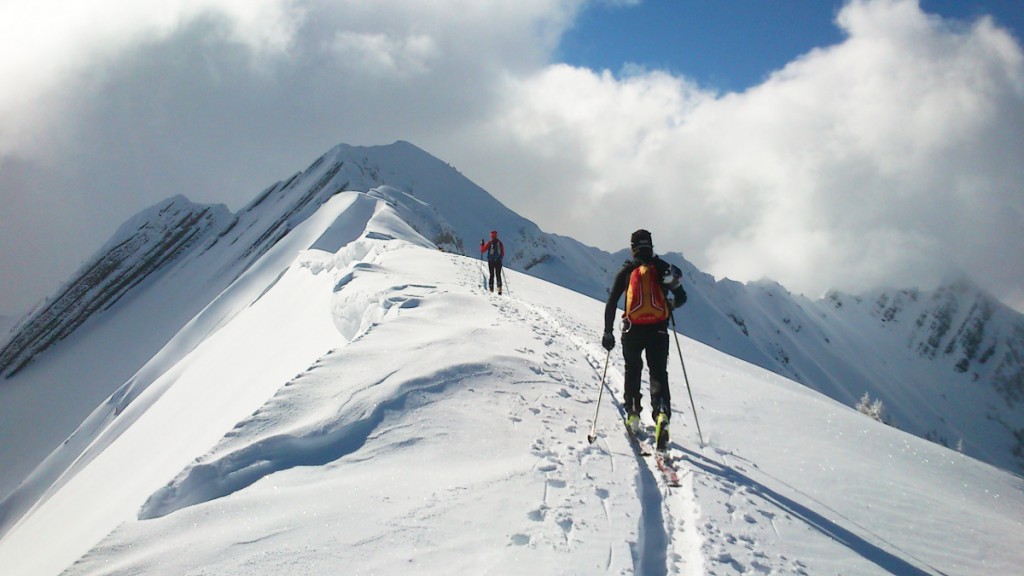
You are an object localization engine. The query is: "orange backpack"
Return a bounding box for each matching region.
[623,264,669,325]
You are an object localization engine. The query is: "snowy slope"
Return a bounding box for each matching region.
[665,258,1024,473]
[0,195,1021,576]
[0,141,621,503]
[2,140,1023,574]
[0,175,371,501]
[367,140,1024,471]
[2,139,1022,510]
[2,140,1023,514]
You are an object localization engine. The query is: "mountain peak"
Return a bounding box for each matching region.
[3,139,1023,513]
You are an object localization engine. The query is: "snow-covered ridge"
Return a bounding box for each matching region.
[0,145,1022,574]
[0,141,612,382]
[874,277,1023,404]
[1,140,1022,505]
[7,227,1024,575]
[659,256,1024,471]
[0,197,230,377]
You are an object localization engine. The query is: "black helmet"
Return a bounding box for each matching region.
[630,229,654,261]
[630,229,652,248]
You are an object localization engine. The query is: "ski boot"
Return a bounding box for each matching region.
[654,412,670,451]
[624,411,640,435]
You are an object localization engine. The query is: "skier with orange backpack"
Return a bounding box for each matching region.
[602,229,686,450]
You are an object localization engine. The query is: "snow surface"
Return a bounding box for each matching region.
[0,192,1021,575]
[4,139,1021,522]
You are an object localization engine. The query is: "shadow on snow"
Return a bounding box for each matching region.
[679,447,948,576]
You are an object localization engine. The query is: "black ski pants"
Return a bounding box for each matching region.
[621,323,671,421]
[488,261,503,290]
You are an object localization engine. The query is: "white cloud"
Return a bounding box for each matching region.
[0,0,301,155]
[465,0,1024,306]
[329,31,438,77]
[0,0,1022,315]
[0,0,584,314]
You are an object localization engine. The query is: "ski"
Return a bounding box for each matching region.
[619,416,683,487]
[623,419,652,456]
[654,450,681,487]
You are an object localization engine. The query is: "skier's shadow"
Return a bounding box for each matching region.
[678,447,947,576]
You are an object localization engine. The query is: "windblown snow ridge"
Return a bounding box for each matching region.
[138,247,482,520]
[139,361,491,520]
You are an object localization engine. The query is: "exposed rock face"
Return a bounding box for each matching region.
[0,197,230,377]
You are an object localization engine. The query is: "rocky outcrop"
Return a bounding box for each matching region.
[0,197,230,377]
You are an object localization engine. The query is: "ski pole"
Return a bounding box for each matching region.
[669,311,704,447]
[587,349,612,444]
[479,239,487,290]
[501,268,510,296]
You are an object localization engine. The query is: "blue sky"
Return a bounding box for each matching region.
[559,1,1024,91]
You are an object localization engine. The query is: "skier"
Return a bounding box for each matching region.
[602,229,686,450]
[480,230,505,295]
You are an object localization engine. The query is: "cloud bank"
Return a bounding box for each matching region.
[1,0,1022,315]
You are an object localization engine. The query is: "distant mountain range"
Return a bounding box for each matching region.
[2,140,1021,503]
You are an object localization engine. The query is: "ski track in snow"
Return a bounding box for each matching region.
[504,273,707,575]
[473,259,636,567]
[67,240,959,576]
[5,149,1023,576]
[511,269,841,576]
[176,245,811,576]
[110,245,713,575]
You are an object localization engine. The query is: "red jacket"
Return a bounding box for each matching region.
[481,238,504,262]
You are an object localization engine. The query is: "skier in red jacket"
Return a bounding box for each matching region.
[480,230,505,295]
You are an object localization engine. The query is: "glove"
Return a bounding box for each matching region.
[673,289,687,309]
[601,332,615,351]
